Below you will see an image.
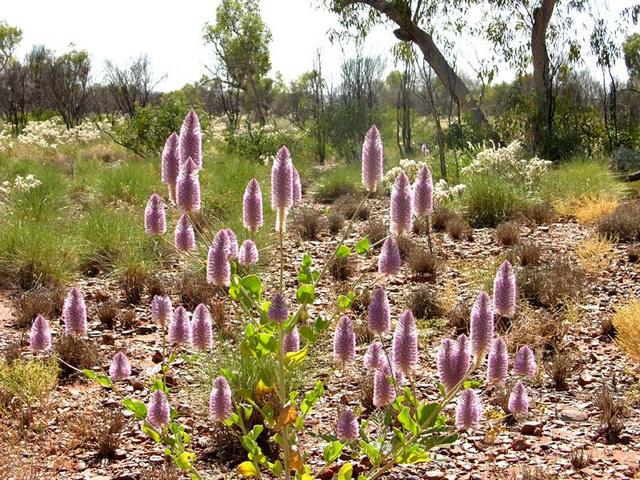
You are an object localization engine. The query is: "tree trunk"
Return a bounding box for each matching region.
[341,0,486,125]
[531,0,556,148]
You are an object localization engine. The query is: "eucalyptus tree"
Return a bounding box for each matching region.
[325,0,486,124]
[204,0,272,127]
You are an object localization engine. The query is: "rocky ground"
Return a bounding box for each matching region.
[1,196,639,480]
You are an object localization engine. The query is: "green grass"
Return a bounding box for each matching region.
[539,157,626,202]
[313,163,363,203]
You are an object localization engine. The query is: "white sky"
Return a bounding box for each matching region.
[3,0,636,92]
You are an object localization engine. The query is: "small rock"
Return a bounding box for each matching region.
[102,333,116,346]
[578,372,594,386]
[137,324,155,334]
[511,437,530,451]
[152,350,163,364]
[520,421,544,436]
[559,409,589,422]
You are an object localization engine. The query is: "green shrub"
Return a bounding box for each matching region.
[460,174,528,227]
[224,125,302,162]
[113,91,194,155]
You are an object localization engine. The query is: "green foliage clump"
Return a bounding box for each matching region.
[224,125,302,161]
[460,174,528,227]
[0,357,59,412]
[314,165,362,203]
[114,91,194,155]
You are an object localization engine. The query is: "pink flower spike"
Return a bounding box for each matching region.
[336,409,359,442]
[390,172,413,235]
[243,179,264,232]
[191,304,213,351]
[147,389,170,429]
[268,293,288,323]
[209,376,233,422]
[487,337,509,385]
[362,125,384,192]
[207,234,231,287]
[144,193,167,236]
[513,345,537,378]
[378,238,401,276]
[271,146,293,211]
[368,287,391,334]
[151,295,173,327]
[292,165,302,205]
[176,158,201,213]
[364,342,385,370]
[178,110,202,170]
[174,214,196,251]
[283,326,300,354]
[392,310,418,376]
[109,351,132,381]
[63,287,87,336]
[238,240,259,266]
[508,381,530,416]
[30,314,52,352]
[413,164,433,216]
[470,292,494,361]
[333,316,356,367]
[161,132,180,201]
[168,306,191,346]
[455,388,481,431]
[493,260,516,318]
[373,368,396,408]
[223,228,238,259]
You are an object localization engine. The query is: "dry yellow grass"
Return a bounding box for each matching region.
[575,234,615,275]
[612,299,640,362]
[553,193,620,225]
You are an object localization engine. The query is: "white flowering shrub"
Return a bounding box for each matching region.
[0,174,42,207]
[384,159,466,203]
[0,118,110,153]
[462,141,551,188]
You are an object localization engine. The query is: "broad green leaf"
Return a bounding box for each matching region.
[416,402,440,428]
[299,324,316,343]
[337,462,353,480]
[95,374,113,388]
[241,275,262,298]
[296,284,315,304]
[237,461,260,477]
[323,440,343,463]
[82,369,97,380]
[397,407,417,434]
[335,244,351,258]
[142,423,161,443]
[174,452,194,469]
[337,291,356,311]
[122,398,147,421]
[355,237,371,254]
[314,315,329,332]
[301,381,324,415]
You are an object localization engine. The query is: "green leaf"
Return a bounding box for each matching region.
[96,374,113,388]
[174,452,194,470]
[395,444,431,464]
[359,440,381,465]
[314,315,329,332]
[301,381,324,415]
[416,402,440,428]
[82,369,97,380]
[122,398,148,421]
[337,462,353,480]
[397,407,417,434]
[237,461,260,477]
[337,291,356,311]
[463,379,484,389]
[323,440,343,463]
[335,244,351,258]
[241,275,262,298]
[355,237,371,254]
[296,284,315,304]
[142,423,161,443]
[285,346,308,368]
[419,433,458,450]
[256,332,277,354]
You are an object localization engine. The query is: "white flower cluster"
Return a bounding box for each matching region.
[383,158,466,204]
[0,174,42,204]
[434,179,466,203]
[1,118,110,152]
[462,140,551,187]
[383,158,430,189]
